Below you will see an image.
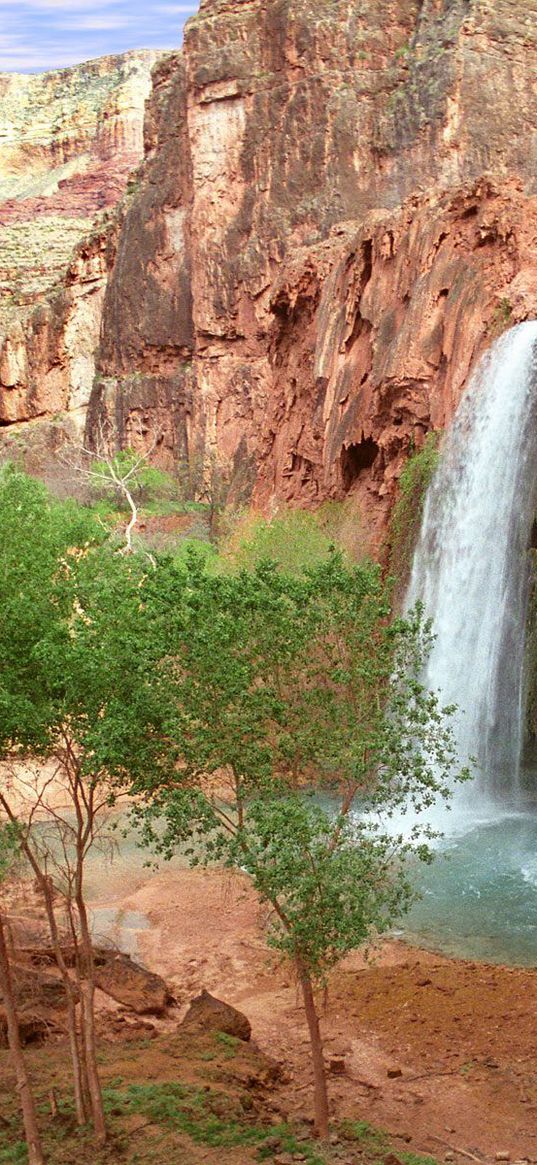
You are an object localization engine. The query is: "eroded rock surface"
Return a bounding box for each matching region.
[0,51,161,431]
[181,988,252,1041]
[3,1,537,539]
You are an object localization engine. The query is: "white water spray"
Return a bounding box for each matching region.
[407,322,537,800]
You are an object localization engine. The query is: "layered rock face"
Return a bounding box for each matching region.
[4,1,537,541]
[0,51,160,439]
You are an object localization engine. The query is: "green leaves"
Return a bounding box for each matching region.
[0,469,469,990]
[0,821,21,884]
[0,464,103,752]
[0,466,177,787]
[135,547,469,984]
[232,795,416,978]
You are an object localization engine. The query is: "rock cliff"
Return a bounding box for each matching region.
[0,51,161,444]
[3,1,537,542]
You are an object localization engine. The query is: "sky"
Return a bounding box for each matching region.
[0,0,198,73]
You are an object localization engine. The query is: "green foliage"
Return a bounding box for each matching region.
[0,467,178,788]
[394,41,411,60]
[91,450,178,511]
[230,795,417,976]
[135,550,469,985]
[100,1083,324,1159]
[0,822,21,883]
[172,538,219,570]
[400,1154,439,1165]
[340,1121,438,1165]
[0,1144,28,1165]
[388,433,440,585]
[0,464,104,752]
[214,1031,240,1050]
[341,1119,388,1147]
[0,470,468,1145]
[219,509,349,575]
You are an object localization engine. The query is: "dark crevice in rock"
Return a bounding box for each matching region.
[340,436,379,490]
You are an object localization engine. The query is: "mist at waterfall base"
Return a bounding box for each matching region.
[384,321,537,965]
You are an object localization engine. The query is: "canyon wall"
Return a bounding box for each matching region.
[0,50,161,475]
[3,1,537,540]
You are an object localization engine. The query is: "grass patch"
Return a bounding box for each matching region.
[339,1121,438,1165]
[490,296,512,336]
[0,1144,28,1164]
[340,1118,389,1150]
[213,1031,240,1058]
[100,1082,325,1159]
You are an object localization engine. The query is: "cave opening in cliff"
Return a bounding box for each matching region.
[340,437,379,490]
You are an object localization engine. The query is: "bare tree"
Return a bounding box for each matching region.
[0,828,45,1165]
[0,911,45,1165]
[0,759,124,1147]
[177,449,233,542]
[61,420,160,556]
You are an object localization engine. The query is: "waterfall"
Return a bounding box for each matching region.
[406,322,537,799]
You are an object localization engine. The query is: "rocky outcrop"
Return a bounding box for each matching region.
[4,1,537,540]
[256,177,537,533]
[181,988,252,1040]
[21,943,174,1016]
[85,0,537,545]
[93,950,174,1015]
[0,51,161,432]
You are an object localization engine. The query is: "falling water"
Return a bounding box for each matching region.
[407,321,537,800]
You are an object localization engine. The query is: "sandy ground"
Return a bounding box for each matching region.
[93,866,537,1164]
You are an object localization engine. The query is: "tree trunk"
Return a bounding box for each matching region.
[296,959,330,1140]
[0,913,45,1165]
[75,892,106,1146]
[38,876,88,1126]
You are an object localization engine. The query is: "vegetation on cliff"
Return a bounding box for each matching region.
[388,434,440,590]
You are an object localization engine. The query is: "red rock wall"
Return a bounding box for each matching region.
[258,180,537,537]
[0,51,160,435]
[3,1,537,542]
[88,0,537,544]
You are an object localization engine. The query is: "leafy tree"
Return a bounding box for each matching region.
[134,552,469,1139]
[0,465,102,753]
[0,468,176,1147]
[64,420,178,554]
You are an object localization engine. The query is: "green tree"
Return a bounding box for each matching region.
[135,552,469,1140]
[0,468,176,1147]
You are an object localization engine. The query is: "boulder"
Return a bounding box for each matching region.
[15,964,75,1011]
[17,945,173,1016]
[180,989,251,1041]
[93,952,174,1016]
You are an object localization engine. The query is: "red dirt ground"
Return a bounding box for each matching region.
[104,867,537,1164]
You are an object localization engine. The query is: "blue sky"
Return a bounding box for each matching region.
[0,0,198,72]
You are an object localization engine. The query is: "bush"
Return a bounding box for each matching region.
[219,509,350,575]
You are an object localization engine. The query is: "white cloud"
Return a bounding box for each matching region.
[14,1,115,9]
[0,0,188,72]
[0,46,91,69]
[154,4,197,13]
[57,14,128,30]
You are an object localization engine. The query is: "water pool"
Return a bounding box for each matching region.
[398,809,537,965]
